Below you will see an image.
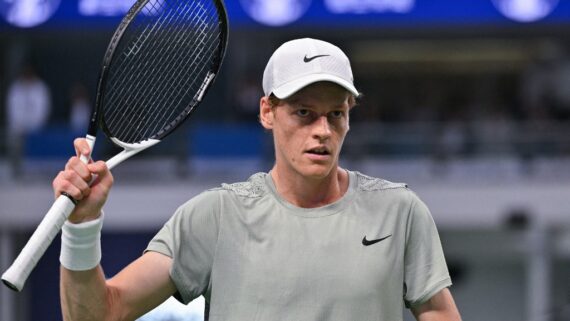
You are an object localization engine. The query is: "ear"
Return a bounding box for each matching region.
[259,96,274,130]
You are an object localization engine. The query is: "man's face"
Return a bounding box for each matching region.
[260,82,352,180]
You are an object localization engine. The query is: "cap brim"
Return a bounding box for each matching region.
[271,74,359,99]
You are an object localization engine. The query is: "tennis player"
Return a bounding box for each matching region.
[55,38,461,321]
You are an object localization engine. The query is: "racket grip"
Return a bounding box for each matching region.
[1,195,76,292]
[79,134,96,164]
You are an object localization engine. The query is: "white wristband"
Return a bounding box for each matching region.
[60,213,104,271]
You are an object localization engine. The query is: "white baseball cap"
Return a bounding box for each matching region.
[262,38,359,99]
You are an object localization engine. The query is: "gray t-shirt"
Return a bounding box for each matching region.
[146,170,451,321]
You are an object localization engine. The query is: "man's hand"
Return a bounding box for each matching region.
[52,138,114,223]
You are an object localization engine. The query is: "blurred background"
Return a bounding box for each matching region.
[0,0,569,320]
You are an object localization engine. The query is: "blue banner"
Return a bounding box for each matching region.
[0,0,568,30]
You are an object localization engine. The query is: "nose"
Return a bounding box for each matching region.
[313,115,331,140]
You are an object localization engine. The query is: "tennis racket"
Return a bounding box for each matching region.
[2,0,228,292]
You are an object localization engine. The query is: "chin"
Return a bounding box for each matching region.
[299,164,336,180]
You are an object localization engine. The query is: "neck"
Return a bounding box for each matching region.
[270,166,349,208]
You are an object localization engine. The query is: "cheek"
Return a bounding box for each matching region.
[276,128,306,162]
[273,124,297,152]
[276,118,302,142]
[333,122,349,140]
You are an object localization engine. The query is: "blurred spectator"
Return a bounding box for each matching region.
[463,79,514,155]
[5,64,51,178]
[69,82,91,133]
[521,42,570,121]
[433,84,470,158]
[436,121,468,159]
[546,55,570,121]
[519,42,570,157]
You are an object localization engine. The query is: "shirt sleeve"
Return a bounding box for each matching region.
[403,192,452,308]
[145,190,221,304]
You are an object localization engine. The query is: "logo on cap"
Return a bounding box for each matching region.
[303,54,330,63]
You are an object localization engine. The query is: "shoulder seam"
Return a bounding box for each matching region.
[219,172,267,198]
[354,171,408,192]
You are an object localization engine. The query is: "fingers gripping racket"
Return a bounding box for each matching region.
[2,0,228,291]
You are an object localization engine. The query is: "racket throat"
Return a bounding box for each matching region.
[105,138,161,170]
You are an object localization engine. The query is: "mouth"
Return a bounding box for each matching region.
[305,146,331,157]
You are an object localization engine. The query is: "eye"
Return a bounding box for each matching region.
[330,110,344,119]
[296,109,310,117]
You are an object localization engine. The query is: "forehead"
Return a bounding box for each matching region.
[285,82,351,105]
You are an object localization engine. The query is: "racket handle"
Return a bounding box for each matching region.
[79,134,96,164]
[1,195,76,292]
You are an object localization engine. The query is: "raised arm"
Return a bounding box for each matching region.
[56,139,177,321]
[61,252,176,321]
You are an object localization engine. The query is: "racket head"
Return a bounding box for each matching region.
[92,0,229,147]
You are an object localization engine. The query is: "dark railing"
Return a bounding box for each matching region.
[1,120,568,181]
[343,120,570,159]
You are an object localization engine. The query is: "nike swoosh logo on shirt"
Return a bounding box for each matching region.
[303,54,330,63]
[362,234,392,246]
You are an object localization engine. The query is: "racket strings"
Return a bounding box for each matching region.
[102,0,224,144]
[146,30,219,138]
[106,1,214,140]
[137,8,217,138]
